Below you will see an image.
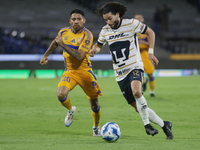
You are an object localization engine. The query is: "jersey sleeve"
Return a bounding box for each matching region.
[132,19,147,34]
[58,29,62,36]
[97,28,107,46]
[79,30,93,52]
[58,27,68,36]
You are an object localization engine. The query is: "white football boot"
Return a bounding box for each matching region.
[93,126,101,136]
[65,106,76,127]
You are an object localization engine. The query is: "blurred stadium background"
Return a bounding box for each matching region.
[0,0,200,78]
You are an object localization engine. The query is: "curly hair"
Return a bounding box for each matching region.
[96,2,127,17]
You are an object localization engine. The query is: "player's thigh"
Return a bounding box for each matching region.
[57,71,78,92]
[78,70,102,99]
[131,80,142,92]
[130,69,143,97]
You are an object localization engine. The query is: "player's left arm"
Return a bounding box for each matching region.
[144,27,159,66]
[55,35,86,61]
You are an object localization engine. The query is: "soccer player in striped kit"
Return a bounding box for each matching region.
[90,2,173,139]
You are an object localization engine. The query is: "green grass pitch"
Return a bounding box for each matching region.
[0,76,200,150]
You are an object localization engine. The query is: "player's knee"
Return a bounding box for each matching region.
[91,103,99,111]
[132,89,141,99]
[57,91,67,100]
[89,98,99,111]
[148,74,154,79]
[91,102,100,112]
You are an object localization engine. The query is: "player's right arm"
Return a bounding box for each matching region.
[40,39,58,65]
[89,43,103,57]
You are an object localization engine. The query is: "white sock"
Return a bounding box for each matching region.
[93,126,99,129]
[69,106,76,112]
[150,91,155,94]
[148,108,164,127]
[136,95,149,125]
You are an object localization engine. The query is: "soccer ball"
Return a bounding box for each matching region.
[101,122,121,142]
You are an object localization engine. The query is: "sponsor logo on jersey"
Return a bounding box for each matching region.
[139,23,144,31]
[108,33,126,40]
[82,45,89,49]
[97,90,102,94]
[70,39,75,43]
[92,81,97,89]
[116,68,130,76]
[85,40,90,45]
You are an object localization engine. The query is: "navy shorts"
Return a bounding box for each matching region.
[117,69,144,104]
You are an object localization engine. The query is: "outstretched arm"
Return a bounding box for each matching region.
[89,43,103,57]
[55,35,86,61]
[40,39,58,65]
[144,27,159,66]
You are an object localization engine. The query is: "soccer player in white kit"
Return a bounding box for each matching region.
[89,2,173,139]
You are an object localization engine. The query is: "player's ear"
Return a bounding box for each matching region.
[116,12,120,18]
[69,19,71,24]
[83,18,86,24]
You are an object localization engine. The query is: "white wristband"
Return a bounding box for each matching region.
[148,48,154,54]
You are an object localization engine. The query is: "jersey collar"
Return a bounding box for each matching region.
[70,27,85,34]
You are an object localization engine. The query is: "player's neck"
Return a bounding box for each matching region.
[71,27,84,34]
[117,18,121,28]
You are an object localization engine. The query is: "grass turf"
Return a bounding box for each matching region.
[0,76,200,150]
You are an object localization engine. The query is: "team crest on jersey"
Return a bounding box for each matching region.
[64,35,69,41]
[77,37,83,45]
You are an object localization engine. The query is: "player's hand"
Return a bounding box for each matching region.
[148,54,159,66]
[40,56,48,65]
[89,44,101,57]
[89,48,96,57]
[55,35,63,45]
[89,44,97,57]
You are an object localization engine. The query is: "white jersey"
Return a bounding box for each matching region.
[97,18,147,81]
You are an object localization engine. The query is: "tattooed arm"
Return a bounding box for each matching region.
[55,35,86,61]
[40,39,58,65]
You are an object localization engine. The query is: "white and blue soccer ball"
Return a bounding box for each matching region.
[101,122,121,142]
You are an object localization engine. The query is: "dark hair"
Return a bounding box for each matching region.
[70,9,84,17]
[96,2,127,17]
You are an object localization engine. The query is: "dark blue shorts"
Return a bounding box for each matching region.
[117,69,144,104]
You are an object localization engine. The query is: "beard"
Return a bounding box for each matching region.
[73,25,80,31]
[111,19,120,29]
